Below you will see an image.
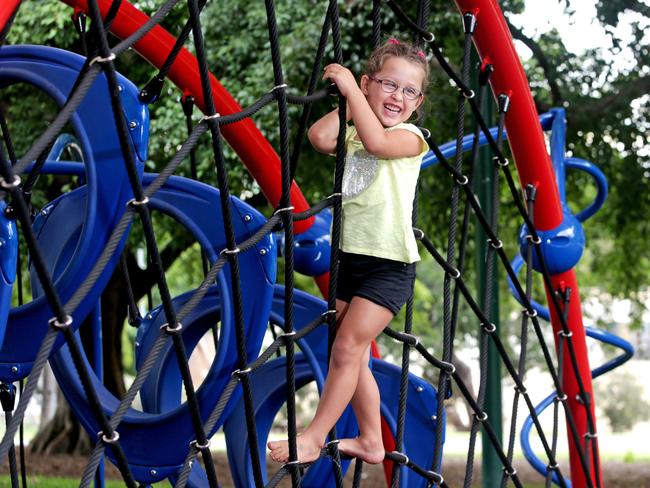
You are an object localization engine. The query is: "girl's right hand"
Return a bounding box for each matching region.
[323,64,359,98]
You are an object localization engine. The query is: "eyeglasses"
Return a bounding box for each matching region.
[368,77,423,101]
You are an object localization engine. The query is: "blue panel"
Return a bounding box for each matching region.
[0,45,148,380]
[47,175,275,483]
[0,200,17,347]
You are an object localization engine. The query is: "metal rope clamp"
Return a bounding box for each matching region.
[89,52,116,66]
[447,267,461,280]
[522,308,538,318]
[220,247,241,257]
[327,192,342,203]
[48,315,73,330]
[460,87,475,99]
[400,332,419,347]
[201,112,221,123]
[127,196,150,208]
[0,174,21,190]
[190,438,211,451]
[412,228,425,240]
[160,321,183,334]
[493,156,509,168]
[391,451,409,465]
[278,330,296,345]
[271,83,288,95]
[488,238,503,249]
[231,367,252,380]
[481,322,497,334]
[325,439,340,450]
[474,411,488,422]
[440,360,456,375]
[273,205,295,216]
[426,470,444,484]
[525,233,542,245]
[97,429,120,444]
[421,32,435,43]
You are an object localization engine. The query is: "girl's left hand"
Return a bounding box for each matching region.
[323,64,359,98]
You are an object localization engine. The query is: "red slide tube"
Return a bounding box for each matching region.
[454,1,599,486]
[54,0,314,233]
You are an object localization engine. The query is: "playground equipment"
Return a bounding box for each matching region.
[0,0,635,487]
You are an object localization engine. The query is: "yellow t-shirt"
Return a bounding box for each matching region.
[339,123,429,264]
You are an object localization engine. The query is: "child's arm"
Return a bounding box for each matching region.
[323,64,423,159]
[307,107,344,154]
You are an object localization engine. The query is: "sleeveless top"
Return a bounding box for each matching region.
[339,122,428,264]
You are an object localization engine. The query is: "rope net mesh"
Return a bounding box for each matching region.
[0,0,601,487]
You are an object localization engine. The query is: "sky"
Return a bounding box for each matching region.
[511,0,647,72]
[513,0,608,54]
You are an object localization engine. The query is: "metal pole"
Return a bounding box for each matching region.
[471,52,503,488]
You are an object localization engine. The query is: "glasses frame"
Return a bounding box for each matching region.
[368,76,423,101]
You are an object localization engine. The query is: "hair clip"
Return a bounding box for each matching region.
[417,50,426,59]
[388,38,401,45]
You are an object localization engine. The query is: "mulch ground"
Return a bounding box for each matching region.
[2,452,650,487]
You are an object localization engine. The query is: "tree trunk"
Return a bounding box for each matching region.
[29,255,133,454]
[28,237,192,454]
[38,364,58,431]
[447,351,476,432]
[29,389,91,455]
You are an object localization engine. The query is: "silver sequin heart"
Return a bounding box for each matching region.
[342,148,378,199]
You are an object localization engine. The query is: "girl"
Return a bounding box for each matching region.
[269,39,430,465]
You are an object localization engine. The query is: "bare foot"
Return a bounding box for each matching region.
[338,437,385,464]
[267,434,323,464]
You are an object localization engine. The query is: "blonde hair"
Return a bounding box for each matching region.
[364,39,430,91]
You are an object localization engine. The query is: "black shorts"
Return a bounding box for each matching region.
[336,251,416,316]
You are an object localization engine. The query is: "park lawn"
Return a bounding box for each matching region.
[0,476,126,487]
[0,476,549,488]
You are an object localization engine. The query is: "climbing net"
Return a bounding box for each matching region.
[0,0,615,487]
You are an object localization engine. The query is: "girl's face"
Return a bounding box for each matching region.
[360,56,425,127]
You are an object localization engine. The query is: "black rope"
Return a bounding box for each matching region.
[371,0,381,49]
[120,252,142,327]
[139,0,209,104]
[18,380,26,488]
[433,11,476,476]
[429,137,596,480]
[464,86,506,488]
[288,1,335,183]
[88,1,218,485]
[416,229,572,487]
[185,0,263,483]
[180,96,211,278]
[500,184,537,488]
[351,458,364,488]
[262,0,301,484]
[0,383,19,488]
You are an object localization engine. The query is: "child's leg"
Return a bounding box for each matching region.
[339,345,385,463]
[268,296,392,463]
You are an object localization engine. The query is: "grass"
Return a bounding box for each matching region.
[0,476,125,487]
